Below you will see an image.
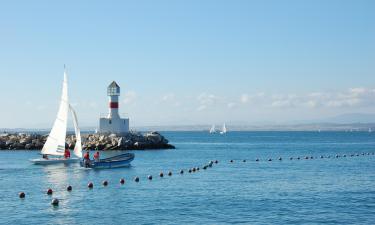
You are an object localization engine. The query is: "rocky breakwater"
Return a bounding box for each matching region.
[0,131,175,150]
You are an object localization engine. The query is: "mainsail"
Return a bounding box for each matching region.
[221,123,227,134]
[209,125,216,133]
[41,72,69,156]
[69,105,82,158]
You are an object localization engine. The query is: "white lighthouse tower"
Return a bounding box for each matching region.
[99,81,130,134]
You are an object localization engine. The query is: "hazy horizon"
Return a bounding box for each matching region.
[1,0,374,128]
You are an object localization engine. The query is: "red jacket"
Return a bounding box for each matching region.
[94,152,100,159]
[64,150,71,158]
[83,152,90,160]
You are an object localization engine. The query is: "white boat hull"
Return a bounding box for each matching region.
[30,158,79,165]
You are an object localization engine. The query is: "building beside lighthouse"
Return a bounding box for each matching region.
[99,81,129,134]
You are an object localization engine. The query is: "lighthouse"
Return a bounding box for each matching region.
[99,81,130,134]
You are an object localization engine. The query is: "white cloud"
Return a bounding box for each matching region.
[197,105,207,111]
[196,93,219,111]
[240,94,249,103]
[123,91,137,104]
[161,93,175,101]
[227,102,237,108]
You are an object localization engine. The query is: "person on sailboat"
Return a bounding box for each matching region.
[64,149,71,159]
[93,151,100,162]
[42,154,49,160]
[83,150,90,167]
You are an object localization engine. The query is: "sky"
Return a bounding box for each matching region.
[0,0,374,128]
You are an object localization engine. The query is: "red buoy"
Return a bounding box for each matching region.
[67,185,72,191]
[160,172,164,177]
[46,188,53,195]
[102,180,108,186]
[88,182,94,188]
[148,175,153,180]
[168,171,172,176]
[120,178,125,184]
[134,176,140,182]
[180,169,184,174]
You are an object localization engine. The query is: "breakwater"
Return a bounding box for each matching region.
[0,131,175,150]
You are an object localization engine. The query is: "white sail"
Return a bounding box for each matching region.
[209,125,216,133]
[41,71,69,156]
[220,123,227,134]
[69,105,82,158]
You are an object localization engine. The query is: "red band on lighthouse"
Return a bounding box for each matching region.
[110,102,119,108]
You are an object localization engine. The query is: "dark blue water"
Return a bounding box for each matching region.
[1,131,375,225]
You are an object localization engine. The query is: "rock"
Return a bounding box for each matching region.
[0,131,175,151]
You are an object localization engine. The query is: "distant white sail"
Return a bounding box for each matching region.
[209,125,216,133]
[69,104,82,158]
[220,123,227,134]
[41,72,69,156]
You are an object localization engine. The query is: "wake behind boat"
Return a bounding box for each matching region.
[31,70,82,165]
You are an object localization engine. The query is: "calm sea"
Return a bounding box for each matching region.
[1,131,375,225]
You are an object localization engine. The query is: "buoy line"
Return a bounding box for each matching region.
[17,152,374,206]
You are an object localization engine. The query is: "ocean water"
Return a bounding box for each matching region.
[1,131,375,225]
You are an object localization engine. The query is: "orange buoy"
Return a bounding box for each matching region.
[134,176,140,182]
[102,180,108,186]
[51,198,59,206]
[159,172,164,177]
[88,182,94,188]
[120,178,125,184]
[67,185,72,191]
[19,192,25,198]
[192,167,196,172]
[46,188,53,195]
[180,169,184,174]
[168,171,172,176]
[148,175,153,180]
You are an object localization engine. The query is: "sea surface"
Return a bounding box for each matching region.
[1,131,375,225]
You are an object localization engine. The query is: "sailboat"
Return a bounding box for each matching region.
[209,125,216,134]
[220,123,227,135]
[30,71,82,165]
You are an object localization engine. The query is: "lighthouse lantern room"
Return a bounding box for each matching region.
[99,81,130,134]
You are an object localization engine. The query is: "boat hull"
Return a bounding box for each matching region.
[80,153,135,169]
[30,158,79,165]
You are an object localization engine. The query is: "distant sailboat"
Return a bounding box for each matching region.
[209,125,216,134]
[220,123,227,135]
[30,70,81,165]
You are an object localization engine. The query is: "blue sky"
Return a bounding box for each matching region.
[0,0,374,128]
